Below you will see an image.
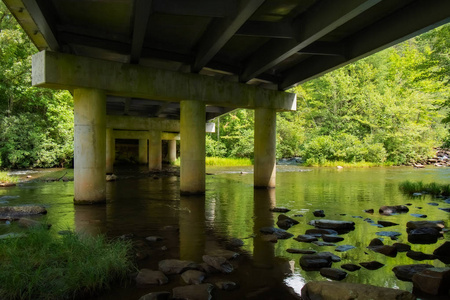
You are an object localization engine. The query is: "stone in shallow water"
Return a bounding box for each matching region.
[379,205,409,215]
[299,254,332,271]
[433,241,450,258]
[376,231,401,238]
[181,270,205,285]
[0,205,47,218]
[392,264,434,281]
[228,238,244,247]
[406,220,445,230]
[305,228,338,236]
[360,261,384,270]
[377,220,399,227]
[172,283,214,300]
[294,234,318,243]
[313,209,325,217]
[135,269,168,285]
[335,245,356,252]
[322,234,344,243]
[369,245,398,257]
[320,268,347,280]
[308,219,355,231]
[158,259,199,275]
[439,207,450,213]
[312,241,335,247]
[406,250,436,261]
[318,252,341,262]
[393,243,411,252]
[215,281,237,291]
[270,207,290,213]
[138,291,170,300]
[428,202,439,206]
[411,213,427,218]
[202,255,233,273]
[286,248,317,254]
[341,264,361,272]
[277,214,299,229]
[408,227,442,244]
[259,227,293,239]
[301,281,415,300]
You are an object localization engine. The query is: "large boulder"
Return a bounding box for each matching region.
[0,205,47,219]
[412,267,450,296]
[393,264,434,281]
[301,281,415,300]
[308,219,355,231]
[181,270,205,285]
[158,259,199,275]
[379,205,409,215]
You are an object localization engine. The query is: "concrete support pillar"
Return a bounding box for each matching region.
[74,88,106,204]
[180,100,205,194]
[168,139,177,163]
[148,131,161,170]
[106,128,114,174]
[138,139,148,164]
[254,108,276,188]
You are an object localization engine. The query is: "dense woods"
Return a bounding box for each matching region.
[0,2,449,168]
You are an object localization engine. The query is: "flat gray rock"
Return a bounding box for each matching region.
[181,270,205,285]
[135,269,168,285]
[202,255,233,273]
[158,259,199,275]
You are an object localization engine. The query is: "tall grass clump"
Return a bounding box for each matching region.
[0,228,135,300]
[205,157,252,166]
[173,157,253,166]
[399,180,450,196]
[0,171,18,184]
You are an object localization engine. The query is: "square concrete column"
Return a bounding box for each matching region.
[254,108,276,188]
[139,138,148,164]
[74,88,106,204]
[106,128,115,174]
[168,139,177,163]
[148,131,161,170]
[180,100,205,194]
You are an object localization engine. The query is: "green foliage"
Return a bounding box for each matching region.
[0,228,135,299]
[205,157,252,166]
[205,135,227,157]
[0,3,74,168]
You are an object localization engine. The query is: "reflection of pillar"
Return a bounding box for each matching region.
[180,100,205,194]
[74,88,106,204]
[168,139,177,163]
[148,131,161,170]
[253,188,276,268]
[179,195,206,262]
[139,139,148,164]
[74,204,107,235]
[106,128,114,174]
[254,108,276,188]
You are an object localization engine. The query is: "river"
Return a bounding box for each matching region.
[0,165,449,299]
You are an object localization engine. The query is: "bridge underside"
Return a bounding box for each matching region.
[4,0,450,203]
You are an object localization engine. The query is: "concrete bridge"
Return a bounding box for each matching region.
[4,0,449,204]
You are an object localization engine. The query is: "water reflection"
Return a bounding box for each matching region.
[74,204,106,235]
[179,195,206,261]
[253,188,276,269]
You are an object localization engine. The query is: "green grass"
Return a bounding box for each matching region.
[0,228,136,300]
[303,160,391,168]
[0,171,18,184]
[399,180,450,196]
[173,157,253,166]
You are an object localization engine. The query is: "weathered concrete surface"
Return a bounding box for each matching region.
[73,88,106,204]
[32,51,296,111]
[254,108,276,188]
[106,115,180,132]
[180,100,205,194]
[138,139,148,164]
[167,139,177,163]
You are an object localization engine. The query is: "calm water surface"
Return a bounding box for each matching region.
[1,166,449,299]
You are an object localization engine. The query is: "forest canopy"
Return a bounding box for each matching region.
[0,1,449,168]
